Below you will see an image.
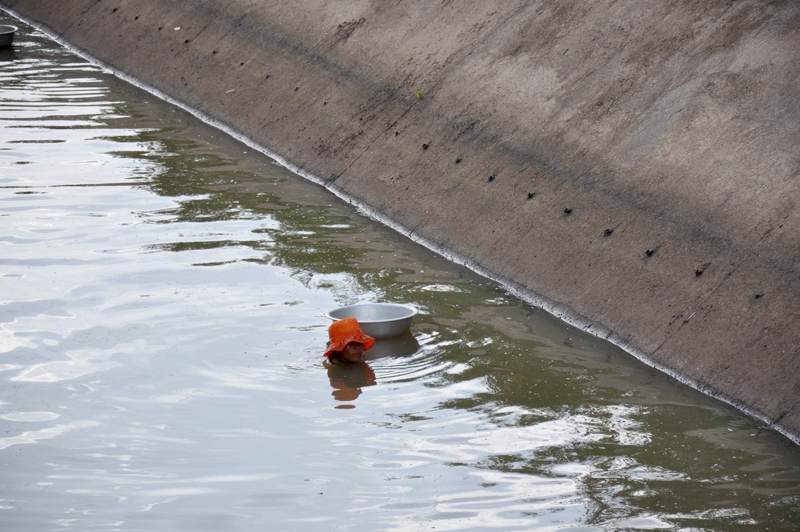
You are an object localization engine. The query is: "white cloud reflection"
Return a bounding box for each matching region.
[0,420,99,450]
[0,411,60,422]
[9,340,149,383]
[363,470,585,531]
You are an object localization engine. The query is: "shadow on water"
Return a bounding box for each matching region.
[367,332,421,360]
[1,12,799,532]
[0,46,17,61]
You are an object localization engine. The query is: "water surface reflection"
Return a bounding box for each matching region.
[1,14,799,531]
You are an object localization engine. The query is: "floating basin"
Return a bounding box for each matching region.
[0,25,17,48]
[327,302,418,339]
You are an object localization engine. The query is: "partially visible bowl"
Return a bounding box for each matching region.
[0,25,18,48]
[327,302,418,339]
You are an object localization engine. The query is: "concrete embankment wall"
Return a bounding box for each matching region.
[5,0,799,440]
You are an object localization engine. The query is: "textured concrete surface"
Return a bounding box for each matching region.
[4,0,799,441]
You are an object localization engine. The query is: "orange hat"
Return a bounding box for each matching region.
[324,318,375,357]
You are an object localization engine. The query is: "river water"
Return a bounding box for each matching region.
[1,16,799,532]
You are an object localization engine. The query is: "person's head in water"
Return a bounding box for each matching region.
[324,317,375,364]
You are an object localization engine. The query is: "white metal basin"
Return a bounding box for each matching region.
[326,302,418,339]
[0,25,17,48]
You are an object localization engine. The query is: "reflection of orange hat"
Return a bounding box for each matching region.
[324,318,375,357]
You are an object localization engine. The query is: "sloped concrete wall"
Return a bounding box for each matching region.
[4,0,799,441]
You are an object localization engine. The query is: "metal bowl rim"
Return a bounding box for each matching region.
[326,302,418,324]
[0,25,18,34]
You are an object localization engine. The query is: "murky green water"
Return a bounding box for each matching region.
[1,15,799,531]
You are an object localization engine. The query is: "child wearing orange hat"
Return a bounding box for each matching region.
[324,318,377,403]
[324,317,376,364]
